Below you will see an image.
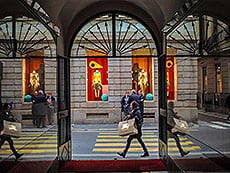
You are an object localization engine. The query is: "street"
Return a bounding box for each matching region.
[0,113,230,161]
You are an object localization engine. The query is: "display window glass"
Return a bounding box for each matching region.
[86,49,108,101]
[23,50,45,97]
[72,13,155,102]
[132,48,153,96]
[166,56,176,100]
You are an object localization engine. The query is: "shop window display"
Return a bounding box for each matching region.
[73,14,155,102]
[166,57,175,100]
[23,57,44,97]
[132,48,153,96]
[86,49,108,101]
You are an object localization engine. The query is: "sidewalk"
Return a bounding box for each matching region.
[198,109,229,120]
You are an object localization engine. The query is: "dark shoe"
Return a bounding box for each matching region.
[181,151,190,157]
[117,152,125,158]
[15,153,23,160]
[141,152,149,157]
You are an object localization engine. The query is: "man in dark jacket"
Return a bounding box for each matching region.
[137,89,144,117]
[117,101,149,158]
[31,90,38,127]
[46,95,55,125]
[130,89,139,101]
[32,90,47,128]
[120,91,133,119]
[224,94,230,120]
[0,103,23,160]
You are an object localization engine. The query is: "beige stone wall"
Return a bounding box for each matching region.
[2,54,224,124]
[2,51,223,125]
[70,57,158,124]
[0,54,202,124]
[198,57,230,94]
[0,58,57,122]
[1,59,22,105]
[173,57,199,122]
[197,57,230,114]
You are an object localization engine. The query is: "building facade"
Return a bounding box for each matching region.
[1,14,229,124]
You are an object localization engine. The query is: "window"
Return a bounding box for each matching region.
[202,66,208,104]
[215,64,222,93]
[0,16,54,102]
[202,67,208,92]
[23,54,44,97]
[72,13,156,102]
[132,48,153,96]
[86,49,108,101]
[166,56,176,100]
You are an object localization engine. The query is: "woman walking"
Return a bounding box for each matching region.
[117,101,149,158]
[0,103,23,160]
[167,101,190,157]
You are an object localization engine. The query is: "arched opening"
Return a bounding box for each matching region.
[0,1,229,172]
[0,15,58,162]
[69,12,160,161]
[165,14,230,171]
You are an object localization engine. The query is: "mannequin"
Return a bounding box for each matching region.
[92,70,102,99]
[30,70,40,91]
[138,69,148,95]
[132,63,141,90]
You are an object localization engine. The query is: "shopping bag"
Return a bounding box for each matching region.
[118,118,138,136]
[171,118,190,134]
[0,120,22,138]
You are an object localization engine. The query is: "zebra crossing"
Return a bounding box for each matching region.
[3,120,227,160]
[0,128,57,160]
[198,120,230,129]
[92,130,201,158]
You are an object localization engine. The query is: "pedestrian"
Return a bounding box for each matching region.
[31,90,38,127]
[0,103,23,160]
[167,101,190,157]
[224,94,230,120]
[117,100,149,158]
[120,91,133,119]
[130,89,139,101]
[47,94,55,125]
[137,89,144,117]
[32,90,47,128]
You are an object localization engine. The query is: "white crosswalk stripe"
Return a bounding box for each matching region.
[0,130,57,160]
[92,130,201,158]
[211,121,230,128]
[199,120,230,129]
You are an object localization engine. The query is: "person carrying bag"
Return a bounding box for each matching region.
[167,101,190,157]
[171,117,190,135]
[118,118,138,136]
[0,103,23,160]
[117,101,149,158]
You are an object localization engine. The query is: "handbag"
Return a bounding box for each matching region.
[118,118,138,136]
[171,118,190,134]
[0,120,22,138]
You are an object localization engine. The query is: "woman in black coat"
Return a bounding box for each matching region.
[167,101,190,157]
[117,101,149,158]
[0,103,23,160]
